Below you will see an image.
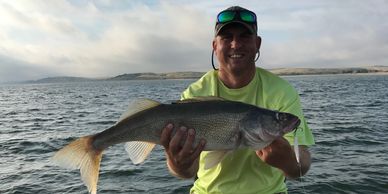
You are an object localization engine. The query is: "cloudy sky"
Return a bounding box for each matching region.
[0,0,387,82]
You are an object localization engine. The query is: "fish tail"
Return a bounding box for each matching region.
[52,135,103,194]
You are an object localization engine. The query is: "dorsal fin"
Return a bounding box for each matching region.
[118,99,161,122]
[174,96,226,104]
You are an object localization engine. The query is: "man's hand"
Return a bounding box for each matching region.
[256,137,311,179]
[160,123,206,179]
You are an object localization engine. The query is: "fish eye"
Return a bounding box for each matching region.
[276,113,288,122]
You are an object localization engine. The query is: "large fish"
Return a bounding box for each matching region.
[52,97,300,194]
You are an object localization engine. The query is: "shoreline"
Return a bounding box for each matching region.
[279,71,388,77]
[5,67,388,84]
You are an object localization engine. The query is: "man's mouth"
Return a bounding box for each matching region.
[230,54,244,59]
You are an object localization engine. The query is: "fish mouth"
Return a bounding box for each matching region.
[283,117,301,133]
[260,118,301,141]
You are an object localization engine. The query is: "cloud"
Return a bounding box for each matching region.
[258,1,388,68]
[0,0,387,82]
[0,1,216,81]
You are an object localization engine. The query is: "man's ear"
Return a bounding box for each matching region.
[212,39,217,53]
[256,36,262,51]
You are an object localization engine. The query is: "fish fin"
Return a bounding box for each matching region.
[118,99,161,122]
[203,151,230,170]
[125,141,156,164]
[52,135,102,194]
[175,96,226,104]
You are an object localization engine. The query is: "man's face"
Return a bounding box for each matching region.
[213,24,261,73]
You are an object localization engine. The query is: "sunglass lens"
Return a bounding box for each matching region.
[240,11,256,22]
[218,11,235,23]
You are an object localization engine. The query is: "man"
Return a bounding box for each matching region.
[160,6,315,194]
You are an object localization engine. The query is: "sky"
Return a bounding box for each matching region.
[0,0,387,82]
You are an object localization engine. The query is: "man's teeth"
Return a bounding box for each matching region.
[230,54,243,58]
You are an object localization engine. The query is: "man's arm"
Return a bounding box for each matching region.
[256,137,311,179]
[160,123,206,179]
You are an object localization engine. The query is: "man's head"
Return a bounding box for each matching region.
[212,6,261,76]
[214,6,258,37]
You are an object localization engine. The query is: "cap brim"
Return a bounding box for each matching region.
[215,21,256,36]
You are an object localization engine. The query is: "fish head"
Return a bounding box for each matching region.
[241,110,300,146]
[258,111,301,141]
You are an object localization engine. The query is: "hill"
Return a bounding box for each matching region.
[24,76,97,83]
[270,66,388,75]
[109,72,205,80]
[20,66,388,84]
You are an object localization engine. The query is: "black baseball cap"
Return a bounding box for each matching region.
[215,6,258,36]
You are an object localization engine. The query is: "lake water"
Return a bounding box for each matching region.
[1,74,387,194]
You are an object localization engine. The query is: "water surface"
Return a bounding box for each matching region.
[1,75,387,193]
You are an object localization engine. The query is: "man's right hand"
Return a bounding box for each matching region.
[160,123,206,179]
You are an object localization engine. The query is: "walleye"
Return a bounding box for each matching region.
[52,97,300,194]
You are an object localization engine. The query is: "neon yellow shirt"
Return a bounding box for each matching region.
[181,67,315,194]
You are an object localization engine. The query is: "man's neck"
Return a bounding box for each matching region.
[218,66,256,89]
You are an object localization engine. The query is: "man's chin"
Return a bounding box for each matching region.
[225,62,253,71]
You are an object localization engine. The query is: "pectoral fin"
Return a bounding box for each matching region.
[203,151,230,170]
[125,141,156,164]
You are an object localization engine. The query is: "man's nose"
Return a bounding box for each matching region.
[231,37,242,49]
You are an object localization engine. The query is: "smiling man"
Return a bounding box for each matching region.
[160,6,315,194]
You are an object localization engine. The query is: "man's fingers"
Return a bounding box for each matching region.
[257,150,263,156]
[181,128,195,155]
[160,123,174,149]
[169,126,187,154]
[161,125,204,168]
[190,139,206,161]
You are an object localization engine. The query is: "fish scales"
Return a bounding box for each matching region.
[93,100,252,151]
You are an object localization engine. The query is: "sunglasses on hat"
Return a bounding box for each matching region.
[217,10,257,24]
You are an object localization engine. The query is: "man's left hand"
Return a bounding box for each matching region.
[256,137,295,169]
[256,137,311,179]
